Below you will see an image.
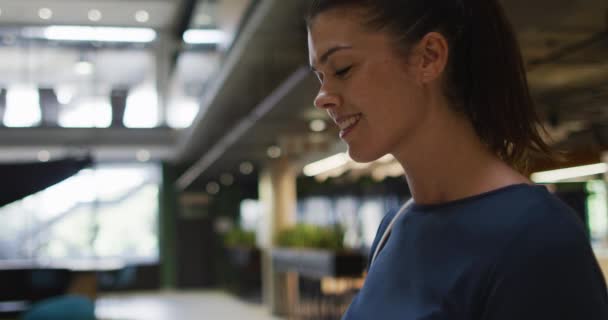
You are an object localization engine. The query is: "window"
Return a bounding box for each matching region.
[0,163,160,264]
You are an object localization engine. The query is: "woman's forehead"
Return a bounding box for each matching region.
[308,6,369,35]
[307,11,372,61]
[308,15,394,69]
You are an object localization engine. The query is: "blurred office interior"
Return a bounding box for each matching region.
[0,0,606,319]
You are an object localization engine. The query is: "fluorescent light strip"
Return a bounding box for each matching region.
[43,26,156,43]
[303,153,350,177]
[183,29,226,44]
[531,163,607,183]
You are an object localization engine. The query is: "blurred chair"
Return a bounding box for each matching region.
[29,269,71,302]
[21,294,95,320]
[97,265,136,291]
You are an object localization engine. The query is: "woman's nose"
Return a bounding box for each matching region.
[314,89,341,110]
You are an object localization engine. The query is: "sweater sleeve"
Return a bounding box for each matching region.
[481,211,608,320]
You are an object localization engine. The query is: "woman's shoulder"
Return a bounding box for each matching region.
[486,184,594,267]
[459,183,587,239]
[514,185,588,238]
[479,188,608,319]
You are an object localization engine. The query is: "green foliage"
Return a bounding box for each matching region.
[224,228,256,247]
[276,224,344,251]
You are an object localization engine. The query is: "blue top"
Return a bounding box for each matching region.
[343,184,608,319]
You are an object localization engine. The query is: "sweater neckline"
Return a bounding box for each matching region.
[410,183,543,211]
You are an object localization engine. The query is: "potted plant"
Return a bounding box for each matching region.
[272,224,366,279]
[222,228,261,300]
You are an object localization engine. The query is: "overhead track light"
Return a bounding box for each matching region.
[531,163,607,183]
[183,29,226,44]
[41,26,157,43]
[303,153,350,177]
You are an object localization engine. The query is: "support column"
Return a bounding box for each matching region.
[159,162,178,289]
[154,32,175,127]
[38,88,60,127]
[0,89,5,126]
[110,88,128,128]
[258,156,297,316]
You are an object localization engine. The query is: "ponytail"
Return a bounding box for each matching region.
[457,0,552,172]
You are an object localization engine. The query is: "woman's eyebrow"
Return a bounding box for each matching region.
[310,45,353,71]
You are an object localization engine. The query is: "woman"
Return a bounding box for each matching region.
[306,0,608,319]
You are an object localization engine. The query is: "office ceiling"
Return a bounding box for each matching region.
[0,0,251,163]
[0,0,179,28]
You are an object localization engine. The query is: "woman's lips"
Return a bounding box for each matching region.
[337,114,362,139]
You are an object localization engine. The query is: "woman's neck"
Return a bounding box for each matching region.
[392,105,530,206]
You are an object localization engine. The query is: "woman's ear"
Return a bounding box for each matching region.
[415,32,449,84]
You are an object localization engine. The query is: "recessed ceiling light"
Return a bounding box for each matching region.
[37,150,50,162]
[88,9,102,22]
[309,119,327,132]
[136,149,151,162]
[38,8,53,20]
[220,173,234,186]
[206,181,220,195]
[239,162,254,175]
[135,10,149,23]
[55,86,75,105]
[267,146,281,159]
[74,61,94,75]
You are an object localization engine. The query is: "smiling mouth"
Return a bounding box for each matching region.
[337,114,362,139]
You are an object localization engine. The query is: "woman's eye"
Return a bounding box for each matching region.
[335,66,352,78]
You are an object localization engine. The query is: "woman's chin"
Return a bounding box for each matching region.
[347,148,385,164]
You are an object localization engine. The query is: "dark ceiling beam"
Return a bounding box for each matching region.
[527,31,608,71]
[529,146,603,173]
[169,0,198,72]
[529,125,608,173]
[173,0,198,37]
[175,66,310,190]
[173,0,278,163]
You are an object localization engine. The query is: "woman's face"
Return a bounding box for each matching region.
[308,8,431,163]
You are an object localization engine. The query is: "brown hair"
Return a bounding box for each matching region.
[307,0,554,173]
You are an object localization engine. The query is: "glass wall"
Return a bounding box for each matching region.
[587,180,608,244]
[0,163,160,264]
[296,195,403,250]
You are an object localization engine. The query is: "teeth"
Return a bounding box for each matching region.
[338,114,361,130]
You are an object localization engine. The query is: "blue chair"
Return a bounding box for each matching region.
[21,294,95,320]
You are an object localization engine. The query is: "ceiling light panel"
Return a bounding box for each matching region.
[135,10,150,23]
[0,1,175,28]
[87,9,102,22]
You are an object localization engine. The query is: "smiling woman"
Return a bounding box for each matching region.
[306,0,608,319]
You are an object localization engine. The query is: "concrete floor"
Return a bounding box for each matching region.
[96,291,283,320]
